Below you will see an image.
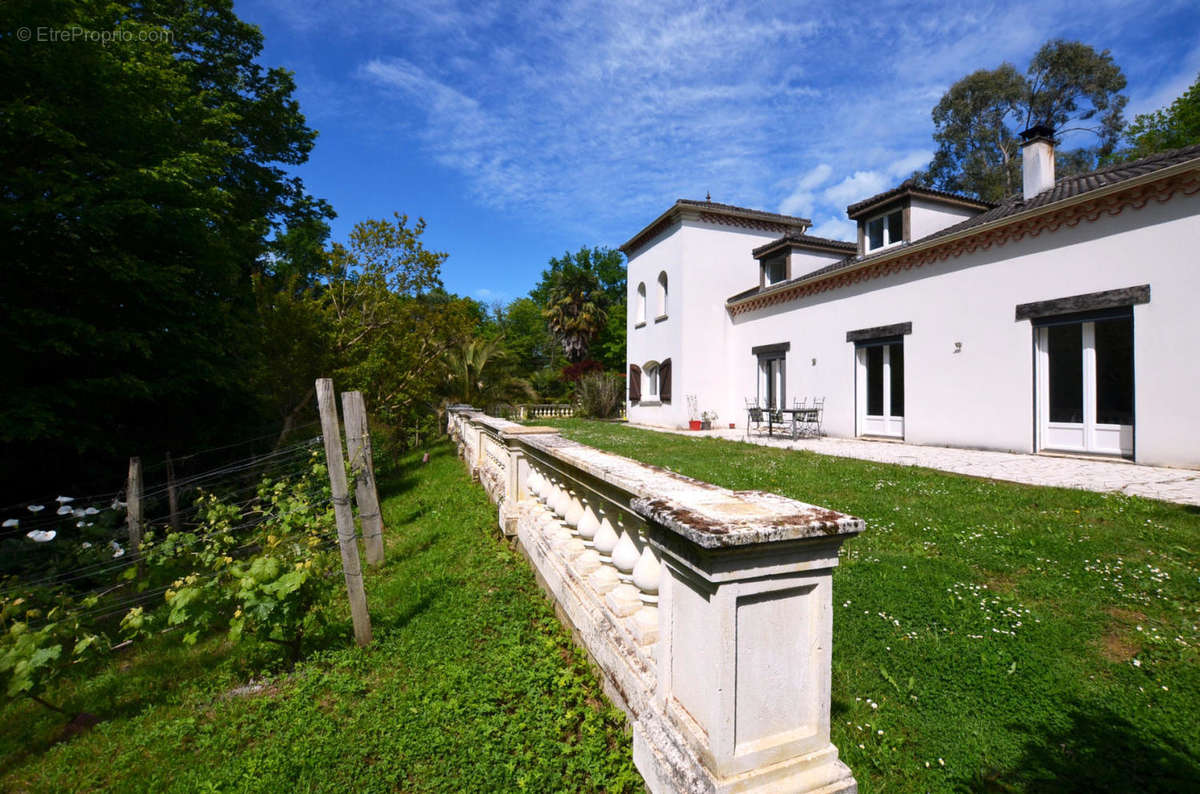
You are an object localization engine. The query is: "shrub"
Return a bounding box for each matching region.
[561,359,603,383]
[574,372,624,418]
[128,452,338,666]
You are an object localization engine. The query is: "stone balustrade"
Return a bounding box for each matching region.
[488,403,578,421]
[448,406,863,794]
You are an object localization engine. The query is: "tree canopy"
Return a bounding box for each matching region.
[1123,72,1200,159]
[0,0,332,496]
[532,247,626,369]
[922,39,1128,202]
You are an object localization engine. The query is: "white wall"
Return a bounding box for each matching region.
[724,192,1200,467]
[788,248,846,281]
[909,198,979,241]
[627,223,683,426]
[626,218,780,428]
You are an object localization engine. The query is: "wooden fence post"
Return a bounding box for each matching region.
[316,378,373,647]
[341,391,385,567]
[165,452,181,533]
[126,457,143,557]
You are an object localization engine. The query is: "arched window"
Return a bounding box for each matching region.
[643,360,660,398]
[636,282,647,324]
[657,272,668,318]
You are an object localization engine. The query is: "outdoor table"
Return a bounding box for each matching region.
[749,407,821,439]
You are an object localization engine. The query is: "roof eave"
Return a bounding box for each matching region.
[846,189,994,221]
[727,159,1200,311]
[621,201,811,257]
[752,239,855,260]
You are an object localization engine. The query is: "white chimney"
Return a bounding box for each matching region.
[1020,125,1056,201]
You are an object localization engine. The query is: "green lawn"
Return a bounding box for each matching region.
[544,420,1200,793]
[5,425,1197,793]
[0,443,639,793]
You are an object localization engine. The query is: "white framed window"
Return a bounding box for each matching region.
[757,355,785,409]
[644,361,660,397]
[636,282,647,324]
[764,257,786,285]
[865,209,903,252]
[656,271,668,318]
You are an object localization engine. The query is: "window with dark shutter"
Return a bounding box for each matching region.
[629,364,641,402]
[659,359,672,402]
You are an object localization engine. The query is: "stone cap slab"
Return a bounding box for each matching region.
[518,433,864,549]
[474,415,522,433]
[501,425,562,437]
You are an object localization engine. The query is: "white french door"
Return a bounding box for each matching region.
[759,356,785,410]
[1036,316,1133,457]
[856,340,904,438]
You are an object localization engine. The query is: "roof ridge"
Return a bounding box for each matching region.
[1054,142,1200,186]
[676,198,811,225]
[845,182,996,217]
[752,231,856,258]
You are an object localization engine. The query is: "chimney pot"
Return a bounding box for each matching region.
[1020,126,1056,201]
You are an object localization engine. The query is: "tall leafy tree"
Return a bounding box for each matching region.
[498,297,558,376]
[924,65,1027,202]
[315,214,478,433]
[532,247,625,369]
[1122,72,1200,159]
[922,40,1128,202]
[542,264,609,364]
[0,0,331,497]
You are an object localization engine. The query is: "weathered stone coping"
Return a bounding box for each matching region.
[515,430,864,550]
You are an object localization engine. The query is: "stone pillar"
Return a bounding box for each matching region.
[641,523,858,794]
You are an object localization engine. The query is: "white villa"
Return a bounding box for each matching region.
[623,129,1200,469]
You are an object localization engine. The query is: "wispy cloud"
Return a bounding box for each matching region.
[257,0,1200,250]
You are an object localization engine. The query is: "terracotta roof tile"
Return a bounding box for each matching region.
[845,179,995,219]
[792,143,1200,285]
[752,232,856,259]
[725,144,1200,310]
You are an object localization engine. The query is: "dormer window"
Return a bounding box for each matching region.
[764,257,787,286]
[866,209,903,252]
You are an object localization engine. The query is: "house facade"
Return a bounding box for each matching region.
[624,133,1200,468]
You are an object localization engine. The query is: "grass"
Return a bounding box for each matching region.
[541,419,1200,793]
[0,443,639,793]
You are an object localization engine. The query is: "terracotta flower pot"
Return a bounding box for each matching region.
[689,420,702,431]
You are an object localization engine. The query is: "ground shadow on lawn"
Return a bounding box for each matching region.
[969,701,1199,792]
[376,446,457,500]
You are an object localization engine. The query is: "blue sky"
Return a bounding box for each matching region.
[236,0,1200,306]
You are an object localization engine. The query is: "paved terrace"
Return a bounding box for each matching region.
[631,425,1200,507]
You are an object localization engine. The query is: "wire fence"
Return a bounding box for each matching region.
[0,430,331,613]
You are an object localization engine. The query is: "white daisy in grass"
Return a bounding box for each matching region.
[2,519,17,528]
[55,496,74,503]
[26,530,56,542]
[28,505,44,513]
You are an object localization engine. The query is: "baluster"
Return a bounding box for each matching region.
[611,521,639,583]
[544,483,575,552]
[588,511,621,594]
[558,486,586,559]
[629,536,662,645]
[552,478,569,518]
[527,468,541,503]
[564,489,583,531]
[577,499,599,546]
[605,518,646,618]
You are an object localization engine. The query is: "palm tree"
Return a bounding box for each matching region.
[542,263,608,363]
[442,335,535,407]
